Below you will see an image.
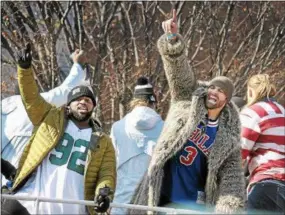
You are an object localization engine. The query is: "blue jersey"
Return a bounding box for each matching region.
[161,119,219,205]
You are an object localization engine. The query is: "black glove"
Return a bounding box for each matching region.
[1,158,16,181]
[16,43,32,69]
[94,186,111,213]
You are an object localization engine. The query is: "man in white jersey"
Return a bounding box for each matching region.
[1,49,89,187]
[3,44,116,215]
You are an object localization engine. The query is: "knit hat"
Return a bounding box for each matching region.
[209,76,234,101]
[134,77,156,103]
[67,85,96,106]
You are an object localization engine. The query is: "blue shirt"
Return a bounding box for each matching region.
[161,119,219,205]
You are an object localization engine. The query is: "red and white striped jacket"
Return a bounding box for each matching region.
[240,99,285,191]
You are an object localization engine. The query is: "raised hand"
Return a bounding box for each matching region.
[162,9,178,34]
[16,43,32,69]
[71,49,86,65]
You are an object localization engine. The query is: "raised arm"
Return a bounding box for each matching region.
[158,10,196,102]
[17,44,52,126]
[40,50,88,107]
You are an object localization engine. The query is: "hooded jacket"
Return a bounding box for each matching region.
[111,106,164,214]
[129,34,245,214]
[12,66,116,215]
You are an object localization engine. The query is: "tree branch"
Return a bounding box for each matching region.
[120,2,139,67]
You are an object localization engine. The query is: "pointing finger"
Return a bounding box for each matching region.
[172,9,177,23]
[162,21,166,32]
[165,20,172,33]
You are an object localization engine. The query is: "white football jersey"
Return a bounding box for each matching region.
[16,120,92,214]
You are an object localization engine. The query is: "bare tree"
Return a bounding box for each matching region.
[2,1,285,132]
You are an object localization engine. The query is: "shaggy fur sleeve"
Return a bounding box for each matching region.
[128,173,150,215]
[157,34,196,101]
[215,148,246,214]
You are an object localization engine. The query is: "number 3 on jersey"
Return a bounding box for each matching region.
[180,146,198,166]
[49,133,89,175]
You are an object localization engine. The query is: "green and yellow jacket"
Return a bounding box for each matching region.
[12,66,116,215]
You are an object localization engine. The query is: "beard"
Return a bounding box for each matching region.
[69,109,93,122]
[205,97,226,110]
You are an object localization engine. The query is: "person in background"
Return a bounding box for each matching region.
[2,44,116,215]
[129,10,245,214]
[231,96,246,111]
[110,77,164,214]
[1,49,89,187]
[240,74,285,213]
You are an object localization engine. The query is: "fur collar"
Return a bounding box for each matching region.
[149,85,241,176]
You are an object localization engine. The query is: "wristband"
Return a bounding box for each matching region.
[167,33,177,40]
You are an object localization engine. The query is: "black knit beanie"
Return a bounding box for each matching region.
[133,77,156,103]
[67,86,96,106]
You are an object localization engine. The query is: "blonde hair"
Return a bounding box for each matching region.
[128,98,150,111]
[247,74,276,106]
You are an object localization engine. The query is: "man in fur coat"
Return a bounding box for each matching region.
[129,10,245,214]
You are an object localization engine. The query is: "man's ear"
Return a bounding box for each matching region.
[66,106,71,115]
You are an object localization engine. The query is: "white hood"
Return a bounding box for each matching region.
[126,106,162,130]
[111,105,164,170]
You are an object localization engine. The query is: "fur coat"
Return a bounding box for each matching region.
[129,34,246,214]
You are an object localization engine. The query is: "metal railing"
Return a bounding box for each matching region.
[1,194,211,214]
